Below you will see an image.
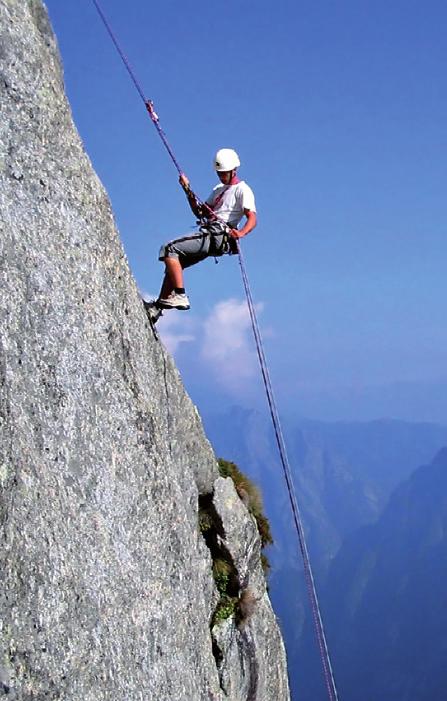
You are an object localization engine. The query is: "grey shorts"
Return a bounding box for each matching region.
[158,222,237,267]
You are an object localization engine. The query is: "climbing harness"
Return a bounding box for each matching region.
[90,3,339,699]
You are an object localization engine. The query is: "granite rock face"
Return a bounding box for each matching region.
[211,478,290,700]
[0,1,290,699]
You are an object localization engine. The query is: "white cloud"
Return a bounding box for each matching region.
[148,297,268,400]
[157,313,196,354]
[201,298,263,391]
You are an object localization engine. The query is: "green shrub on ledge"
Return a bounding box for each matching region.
[199,458,274,627]
[217,458,273,569]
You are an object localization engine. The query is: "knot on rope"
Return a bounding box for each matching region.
[146,100,159,122]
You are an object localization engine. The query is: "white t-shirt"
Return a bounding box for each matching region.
[206,181,256,227]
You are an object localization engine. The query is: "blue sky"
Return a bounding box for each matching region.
[45,0,447,421]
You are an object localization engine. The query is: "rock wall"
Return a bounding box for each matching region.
[0,1,290,699]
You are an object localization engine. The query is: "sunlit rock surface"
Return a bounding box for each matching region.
[0,1,290,699]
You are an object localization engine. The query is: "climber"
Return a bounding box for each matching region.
[145,148,257,320]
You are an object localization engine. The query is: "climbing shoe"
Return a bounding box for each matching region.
[157,291,190,310]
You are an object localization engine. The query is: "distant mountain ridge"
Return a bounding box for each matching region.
[320,447,447,701]
[202,407,447,700]
[204,408,447,559]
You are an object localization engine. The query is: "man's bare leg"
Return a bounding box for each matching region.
[158,256,184,300]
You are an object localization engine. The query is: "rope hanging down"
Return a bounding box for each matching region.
[90,3,339,699]
[237,245,339,701]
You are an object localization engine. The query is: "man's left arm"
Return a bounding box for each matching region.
[230,209,257,239]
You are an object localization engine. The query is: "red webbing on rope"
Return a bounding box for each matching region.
[91,0,183,176]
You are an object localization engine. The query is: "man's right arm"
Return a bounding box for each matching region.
[179,174,204,218]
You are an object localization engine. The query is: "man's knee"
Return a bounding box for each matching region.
[159,241,178,261]
[165,255,183,268]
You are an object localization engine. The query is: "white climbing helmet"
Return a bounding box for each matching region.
[214,148,240,172]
